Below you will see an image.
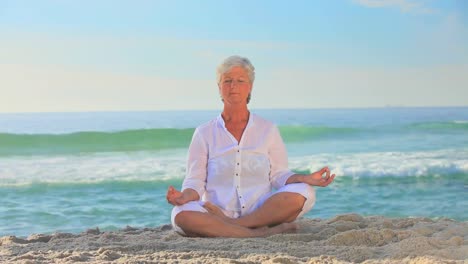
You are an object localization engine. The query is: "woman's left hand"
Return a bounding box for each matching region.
[301,167,335,187]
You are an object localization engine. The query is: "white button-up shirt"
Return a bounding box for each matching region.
[182,113,294,216]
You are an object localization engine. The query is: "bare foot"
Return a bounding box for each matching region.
[260,222,299,237]
[203,202,230,220]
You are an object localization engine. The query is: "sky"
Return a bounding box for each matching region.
[0,0,467,112]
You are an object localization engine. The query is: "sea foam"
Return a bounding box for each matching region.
[1,148,467,187]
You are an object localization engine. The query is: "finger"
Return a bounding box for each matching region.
[324,169,330,180]
[320,174,334,186]
[167,196,174,204]
[168,195,181,205]
[167,188,179,203]
[168,186,174,194]
[319,167,328,175]
[166,186,174,196]
[314,167,325,178]
[325,174,336,185]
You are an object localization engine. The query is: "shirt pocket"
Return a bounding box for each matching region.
[207,154,235,185]
[242,152,270,185]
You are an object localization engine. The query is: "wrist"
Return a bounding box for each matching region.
[183,188,200,202]
[297,174,306,183]
[287,174,305,184]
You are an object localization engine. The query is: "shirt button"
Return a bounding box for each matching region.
[237,163,240,165]
[237,150,240,152]
[236,173,238,176]
[242,206,245,209]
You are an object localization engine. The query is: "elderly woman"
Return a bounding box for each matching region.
[166,55,335,237]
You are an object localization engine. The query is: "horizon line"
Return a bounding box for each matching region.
[1,105,468,115]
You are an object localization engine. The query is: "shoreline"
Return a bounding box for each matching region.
[1,214,467,263]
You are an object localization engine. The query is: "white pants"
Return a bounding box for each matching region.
[171,183,316,235]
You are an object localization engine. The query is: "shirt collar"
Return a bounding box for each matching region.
[217,112,255,129]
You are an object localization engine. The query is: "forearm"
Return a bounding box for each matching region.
[285,174,306,185]
[285,167,335,187]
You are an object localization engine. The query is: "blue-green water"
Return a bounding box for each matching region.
[0,108,467,237]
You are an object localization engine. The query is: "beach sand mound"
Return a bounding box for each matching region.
[1,214,466,263]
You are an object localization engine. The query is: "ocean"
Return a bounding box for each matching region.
[1,107,467,237]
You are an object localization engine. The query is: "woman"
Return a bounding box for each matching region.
[167,55,335,237]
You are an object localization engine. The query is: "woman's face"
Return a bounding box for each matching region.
[219,66,252,105]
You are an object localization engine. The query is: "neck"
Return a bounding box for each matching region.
[222,104,250,123]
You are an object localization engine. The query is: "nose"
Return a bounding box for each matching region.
[229,80,239,88]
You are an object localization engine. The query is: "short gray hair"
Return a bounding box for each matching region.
[216,55,255,84]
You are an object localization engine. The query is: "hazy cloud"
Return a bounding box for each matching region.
[0,63,216,113]
[258,64,468,108]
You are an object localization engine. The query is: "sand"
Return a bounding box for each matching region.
[0,214,466,264]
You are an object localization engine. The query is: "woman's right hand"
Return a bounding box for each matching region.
[166,186,189,206]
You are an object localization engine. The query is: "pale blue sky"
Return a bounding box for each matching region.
[1,0,467,112]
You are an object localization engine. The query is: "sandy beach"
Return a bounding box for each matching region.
[1,214,466,263]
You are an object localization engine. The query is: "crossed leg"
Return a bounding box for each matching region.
[175,210,298,237]
[203,192,304,228]
[172,183,315,237]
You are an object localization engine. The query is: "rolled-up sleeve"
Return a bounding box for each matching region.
[181,128,208,198]
[269,126,295,189]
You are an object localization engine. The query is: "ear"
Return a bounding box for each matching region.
[218,83,224,101]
